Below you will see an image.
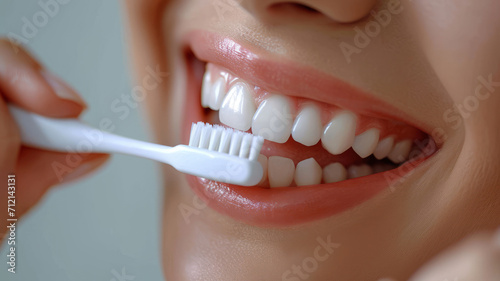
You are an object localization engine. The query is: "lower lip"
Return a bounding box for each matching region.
[181,50,433,227]
[186,154,428,227]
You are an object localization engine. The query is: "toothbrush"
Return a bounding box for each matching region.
[8,105,264,186]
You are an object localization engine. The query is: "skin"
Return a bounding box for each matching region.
[1,0,499,280]
[122,0,500,280]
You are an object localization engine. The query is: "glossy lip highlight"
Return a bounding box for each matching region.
[185,31,434,134]
[181,30,437,227]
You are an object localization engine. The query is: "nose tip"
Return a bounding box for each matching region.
[239,0,379,23]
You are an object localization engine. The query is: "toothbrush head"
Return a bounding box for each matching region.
[183,122,264,186]
[189,122,264,161]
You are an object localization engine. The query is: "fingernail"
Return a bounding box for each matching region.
[40,70,87,107]
[60,156,107,184]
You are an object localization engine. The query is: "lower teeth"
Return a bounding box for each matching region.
[257,155,398,188]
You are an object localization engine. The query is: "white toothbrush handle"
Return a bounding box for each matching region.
[8,105,263,186]
[8,104,164,158]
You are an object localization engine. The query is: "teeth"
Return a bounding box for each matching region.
[294,158,322,186]
[352,128,380,158]
[373,136,394,160]
[252,95,293,143]
[201,71,211,108]
[268,156,295,188]
[292,104,322,146]
[201,72,226,110]
[200,67,423,188]
[321,111,356,155]
[347,164,373,179]
[257,154,268,185]
[208,78,226,110]
[219,82,256,131]
[388,140,412,163]
[321,111,357,155]
[322,162,347,183]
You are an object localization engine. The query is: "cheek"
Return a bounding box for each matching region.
[409,0,500,103]
[408,0,500,154]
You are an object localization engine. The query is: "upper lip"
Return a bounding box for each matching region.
[181,30,435,227]
[185,30,432,135]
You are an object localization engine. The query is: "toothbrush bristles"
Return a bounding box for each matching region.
[189,122,263,161]
[199,123,212,149]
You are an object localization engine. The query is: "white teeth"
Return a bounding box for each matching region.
[201,73,226,110]
[208,78,226,110]
[388,140,412,163]
[352,128,380,158]
[201,67,420,187]
[257,154,268,185]
[321,111,357,155]
[201,71,211,108]
[252,95,293,143]
[219,82,256,131]
[294,158,322,186]
[322,162,347,183]
[268,156,295,188]
[373,136,394,160]
[292,104,322,146]
[347,164,373,179]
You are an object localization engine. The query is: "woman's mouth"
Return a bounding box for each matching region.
[181,31,438,227]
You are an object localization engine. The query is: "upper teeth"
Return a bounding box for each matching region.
[252,95,294,143]
[291,104,322,146]
[219,82,256,131]
[352,128,380,158]
[321,110,357,155]
[201,64,416,164]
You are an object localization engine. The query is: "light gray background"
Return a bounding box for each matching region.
[0,1,164,280]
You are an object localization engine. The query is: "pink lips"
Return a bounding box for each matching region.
[181,30,436,227]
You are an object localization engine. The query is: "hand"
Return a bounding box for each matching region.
[0,39,109,239]
[409,229,500,281]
